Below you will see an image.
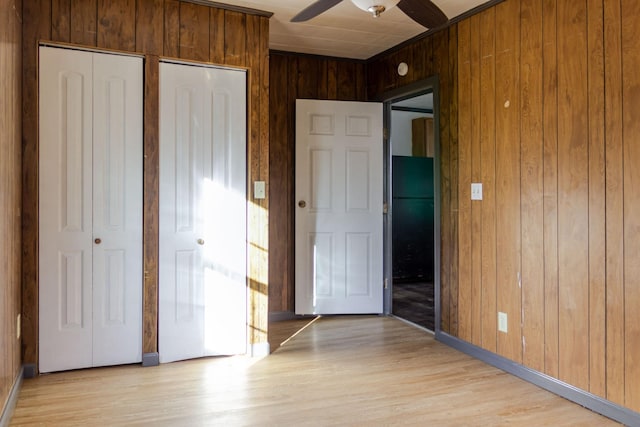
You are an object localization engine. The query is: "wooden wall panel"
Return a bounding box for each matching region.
[224,11,246,66]
[456,19,472,343]
[246,14,269,347]
[268,56,289,313]
[163,0,179,58]
[556,0,589,391]
[337,61,357,100]
[136,0,163,55]
[268,53,367,313]
[479,7,496,353]
[541,0,559,380]
[142,55,159,355]
[469,14,482,347]
[494,0,521,363]
[70,0,97,46]
[258,16,271,343]
[519,0,544,373]
[621,0,640,410]
[97,0,135,51]
[327,60,338,99]
[296,56,319,99]
[0,0,22,417]
[51,0,70,42]
[316,60,328,99]
[21,0,51,374]
[179,2,209,62]
[586,0,606,399]
[412,36,433,82]
[432,28,452,333]
[448,24,459,337]
[22,0,270,371]
[209,8,224,63]
[603,0,624,406]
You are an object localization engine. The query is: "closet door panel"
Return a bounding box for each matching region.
[92,52,143,366]
[39,46,94,373]
[39,47,143,372]
[159,62,247,363]
[159,64,207,362]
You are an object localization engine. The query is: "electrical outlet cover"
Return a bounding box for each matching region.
[498,312,508,333]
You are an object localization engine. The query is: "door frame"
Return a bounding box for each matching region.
[381,76,441,335]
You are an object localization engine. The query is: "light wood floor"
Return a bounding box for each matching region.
[10,316,619,426]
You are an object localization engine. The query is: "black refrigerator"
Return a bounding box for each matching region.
[392,156,434,282]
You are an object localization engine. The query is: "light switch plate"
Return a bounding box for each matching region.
[254,181,266,199]
[471,183,483,200]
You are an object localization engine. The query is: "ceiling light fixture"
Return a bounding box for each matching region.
[351,0,401,17]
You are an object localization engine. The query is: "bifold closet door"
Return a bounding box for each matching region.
[39,46,143,373]
[159,62,247,363]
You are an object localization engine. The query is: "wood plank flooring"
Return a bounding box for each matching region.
[10,316,619,426]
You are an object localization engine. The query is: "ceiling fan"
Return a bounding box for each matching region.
[291,0,448,29]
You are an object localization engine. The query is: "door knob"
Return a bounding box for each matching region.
[197,238,205,245]
[94,238,102,244]
[298,200,306,208]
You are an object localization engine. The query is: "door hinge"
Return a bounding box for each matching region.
[384,278,389,289]
[384,128,389,140]
[383,203,388,214]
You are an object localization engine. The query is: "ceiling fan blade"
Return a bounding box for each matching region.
[397,0,448,29]
[291,0,344,22]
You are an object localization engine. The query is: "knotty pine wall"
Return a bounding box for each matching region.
[0,0,23,416]
[368,0,640,413]
[269,52,367,312]
[21,0,269,372]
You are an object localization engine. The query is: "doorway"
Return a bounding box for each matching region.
[384,80,439,332]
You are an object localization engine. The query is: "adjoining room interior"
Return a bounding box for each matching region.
[390,92,436,331]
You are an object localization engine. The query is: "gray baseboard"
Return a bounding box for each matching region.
[142,352,159,367]
[22,364,36,379]
[269,311,318,323]
[0,367,24,427]
[436,331,640,426]
[269,311,298,322]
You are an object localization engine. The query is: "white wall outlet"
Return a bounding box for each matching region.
[254,181,266,199]
[498,311,508,333]
[17,314,21,340]
[471,183,483,200]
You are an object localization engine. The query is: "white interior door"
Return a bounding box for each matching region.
[159,61,247,364]
[39,46,142,373]
[91,52,143,367]
[295,99,384,314]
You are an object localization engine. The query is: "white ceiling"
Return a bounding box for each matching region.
[213,0,494,59]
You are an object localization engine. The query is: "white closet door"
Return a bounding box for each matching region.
[39,47,94,373]
[39,46,142,373]
[91,52,143,367]
[159,62,247,364]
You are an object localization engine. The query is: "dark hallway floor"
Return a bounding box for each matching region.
[392,280,434,331]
